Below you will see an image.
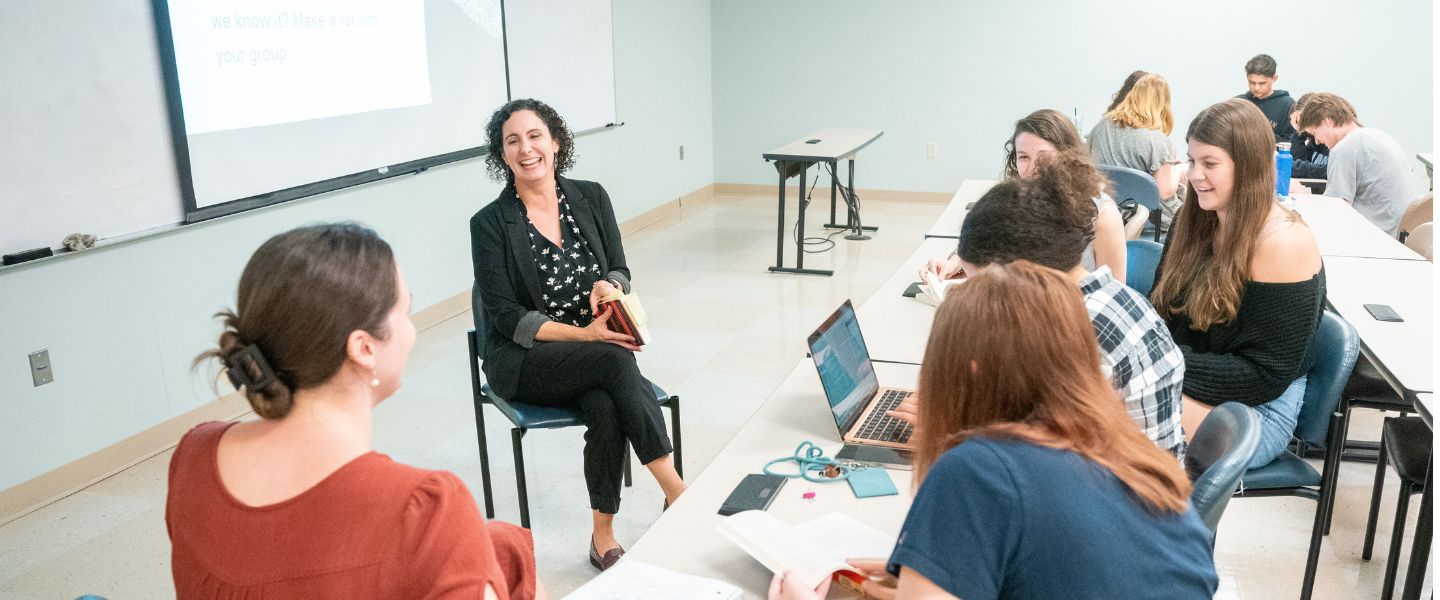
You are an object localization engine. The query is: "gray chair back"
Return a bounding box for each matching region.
[1186,402,1262,533]
[1099,165,1162,212]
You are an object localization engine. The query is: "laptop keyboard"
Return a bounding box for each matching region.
[856,389,914,443]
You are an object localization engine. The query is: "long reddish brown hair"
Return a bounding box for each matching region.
[914,261,1192,514]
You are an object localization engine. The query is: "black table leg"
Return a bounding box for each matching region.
[770,161,832,276]
[773,167,785,270]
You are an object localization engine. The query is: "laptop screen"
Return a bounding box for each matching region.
[807,300,880,433]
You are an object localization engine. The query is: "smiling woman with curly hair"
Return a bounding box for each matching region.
[469,98,685,572]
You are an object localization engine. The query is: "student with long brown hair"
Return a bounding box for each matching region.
[770,262,1217,600]
[923,109,1127,281]
[1152,99,1324,469]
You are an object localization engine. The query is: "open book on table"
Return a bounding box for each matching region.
[915,271,966,308]
[716,510,897,591]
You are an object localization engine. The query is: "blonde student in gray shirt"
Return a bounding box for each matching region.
[1089,73,1187,230]
[1297,93,1414,236]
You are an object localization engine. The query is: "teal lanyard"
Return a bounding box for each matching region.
[763,441,857,483]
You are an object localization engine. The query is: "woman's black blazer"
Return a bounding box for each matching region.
[469,176,631,399]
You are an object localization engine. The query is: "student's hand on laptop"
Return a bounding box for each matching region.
[887,397,919,428]
[767,570,830,600]
[845,559,899,600]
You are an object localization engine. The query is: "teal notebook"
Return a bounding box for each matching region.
[847,468,898,498]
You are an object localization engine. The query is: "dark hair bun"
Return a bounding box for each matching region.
[212,312,295,419]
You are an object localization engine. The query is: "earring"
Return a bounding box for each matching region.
[370,369,380,388]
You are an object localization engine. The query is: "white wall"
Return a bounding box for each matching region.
[0,0,712,491]
[712,0,1434,192]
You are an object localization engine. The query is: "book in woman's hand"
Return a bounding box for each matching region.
[598,290,651,346]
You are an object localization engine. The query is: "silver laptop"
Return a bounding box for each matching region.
[807,301,915,450]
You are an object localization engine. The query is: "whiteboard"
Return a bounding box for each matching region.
[0,1,184,256]
[0,0,621,258]
[504,0,618,133]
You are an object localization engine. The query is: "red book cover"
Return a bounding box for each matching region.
[600,296,648,346]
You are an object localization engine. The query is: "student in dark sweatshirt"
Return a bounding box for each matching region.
[1287,94,1329,192]
[1235,54,1296,142]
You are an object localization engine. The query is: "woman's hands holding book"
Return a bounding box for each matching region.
[589,279,619,316]
[846,559,900,600]
[583,305,640,351]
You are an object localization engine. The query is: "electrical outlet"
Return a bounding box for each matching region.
[679,145,685,160]
[926,142,938,158]
[28,350,53,387]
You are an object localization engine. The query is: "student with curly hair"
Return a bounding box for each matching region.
[923,109,1127,282]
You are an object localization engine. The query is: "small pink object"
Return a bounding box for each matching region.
[802,492,816,500]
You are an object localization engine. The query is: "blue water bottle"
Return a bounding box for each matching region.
[1275,142,1293,198]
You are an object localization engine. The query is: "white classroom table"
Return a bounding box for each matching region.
[574,360,920,599]
[1322,255,1433,399]
[853,237,959,365]
[924,179,997,239]
[1292,195,1424,261]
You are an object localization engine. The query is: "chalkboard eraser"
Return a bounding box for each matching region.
[3,247,54,266]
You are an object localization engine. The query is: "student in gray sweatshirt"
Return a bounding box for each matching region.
[1297,93,1414,236]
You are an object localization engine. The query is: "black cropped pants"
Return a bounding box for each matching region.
[511,341,672,514]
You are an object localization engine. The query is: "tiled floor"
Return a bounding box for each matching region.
[0,191,1429,599]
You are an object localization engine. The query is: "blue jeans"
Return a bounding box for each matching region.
[1246,376,1309,469]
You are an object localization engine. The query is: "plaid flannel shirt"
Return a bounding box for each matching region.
[1079,266,1187,458]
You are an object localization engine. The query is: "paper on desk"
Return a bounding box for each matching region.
[562,560,741,600]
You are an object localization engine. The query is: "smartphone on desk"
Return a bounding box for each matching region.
[1364,304,1404,322]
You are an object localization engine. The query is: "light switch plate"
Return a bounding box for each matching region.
[28,350,53,387]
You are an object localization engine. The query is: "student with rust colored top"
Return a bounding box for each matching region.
[1153,99,1325,469]
[170,224,539,600]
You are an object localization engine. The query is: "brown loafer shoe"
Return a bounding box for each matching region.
[589,538,625,571]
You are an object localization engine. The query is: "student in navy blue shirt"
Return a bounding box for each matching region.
[769,262,1218,600]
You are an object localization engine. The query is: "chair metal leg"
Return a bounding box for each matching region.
[1400,462,1431,600]
[468,332,496,519]
[476,404,495,519]
[623,445,633,488]
[1301,412,1345,600]
[1365,424,1392,560]
[669,398,684,479]
[1381,482,1415,600]
[512,428,530,529]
